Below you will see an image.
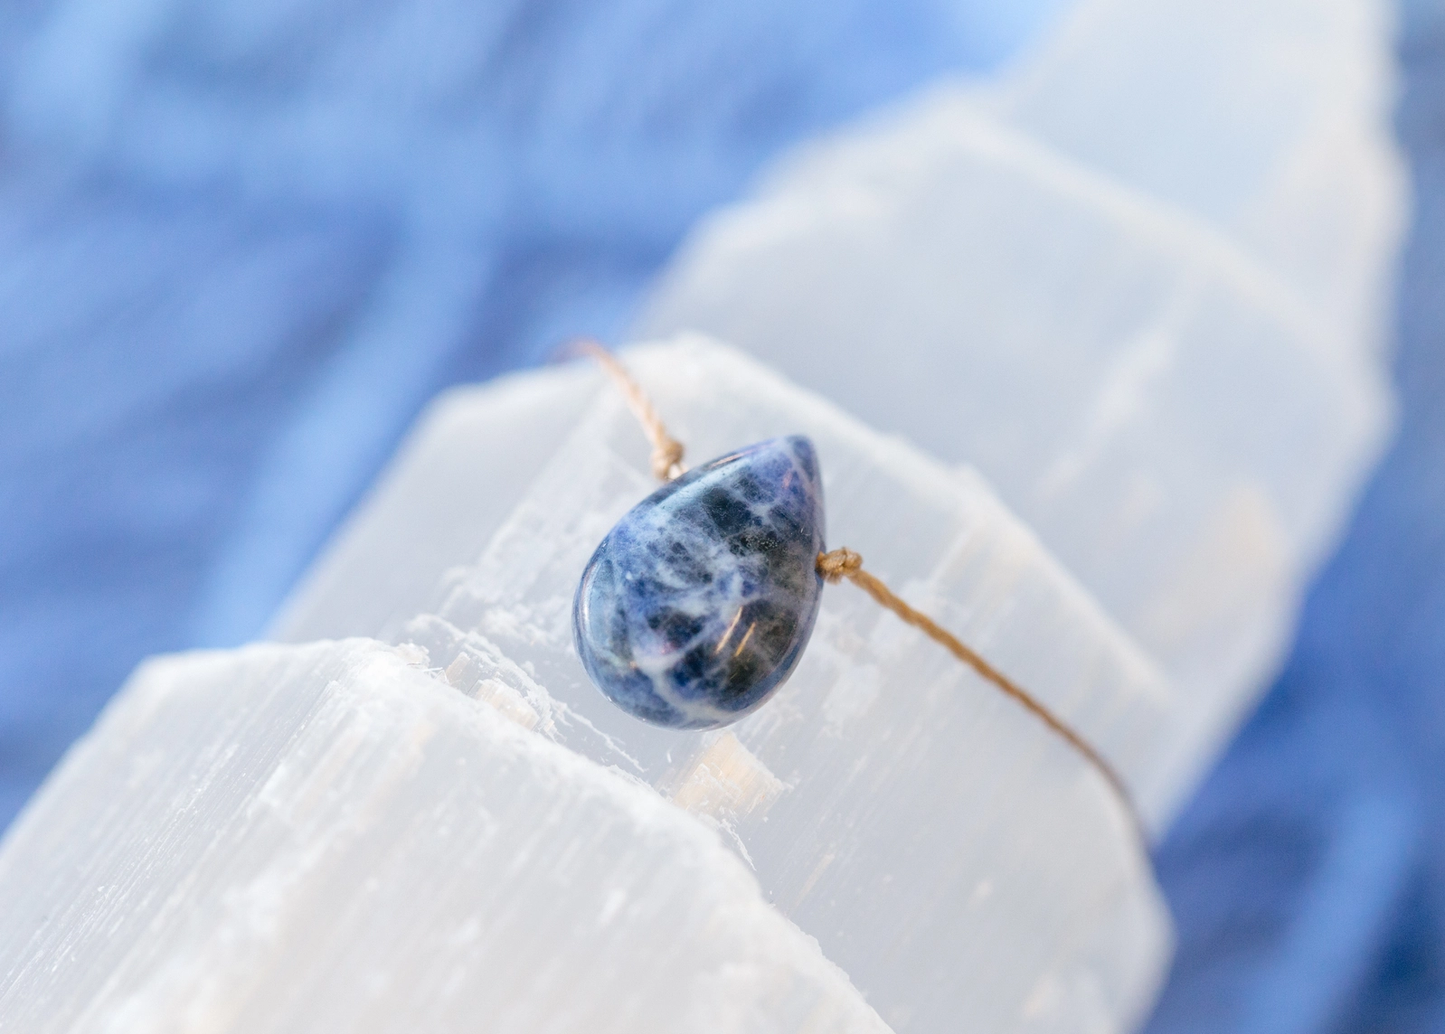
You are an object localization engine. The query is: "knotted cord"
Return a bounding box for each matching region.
[579,340,1143,840]
[573,339,687,481]
[816,546,1136,824]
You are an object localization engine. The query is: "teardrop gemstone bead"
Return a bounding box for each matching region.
[573,436,826,730]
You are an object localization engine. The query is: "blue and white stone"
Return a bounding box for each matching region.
[573,436,826,729]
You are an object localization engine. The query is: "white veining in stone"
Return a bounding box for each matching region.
[574,436,826,730]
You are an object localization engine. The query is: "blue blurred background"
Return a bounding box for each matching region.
[1,0,1443,1030]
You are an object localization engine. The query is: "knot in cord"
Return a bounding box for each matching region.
[817,547,864,583]
[652,438,686,482]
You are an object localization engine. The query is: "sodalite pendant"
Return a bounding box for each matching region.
[573,436,826,730]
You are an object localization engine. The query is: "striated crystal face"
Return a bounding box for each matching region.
[573,436,826,729]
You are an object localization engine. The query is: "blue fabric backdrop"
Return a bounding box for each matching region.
[1,1,1441,1031]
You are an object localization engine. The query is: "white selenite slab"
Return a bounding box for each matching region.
[274,337,1172,1032]
[0,639,891,1034]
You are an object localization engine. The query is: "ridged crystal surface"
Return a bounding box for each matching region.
[0,641,888,1034]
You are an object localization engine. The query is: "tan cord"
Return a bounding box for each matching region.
[581,341,1143,840]
[572,338,687,481]
[817,547,1141,835]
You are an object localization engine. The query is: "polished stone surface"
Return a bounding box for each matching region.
[573,436,825,729]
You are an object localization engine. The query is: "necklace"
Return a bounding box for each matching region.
[568,341,1141,837]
